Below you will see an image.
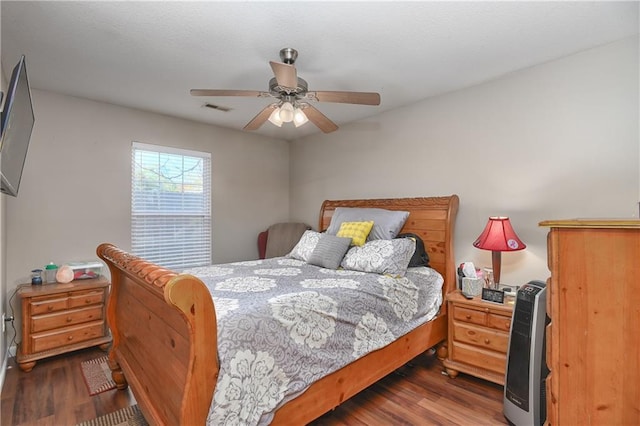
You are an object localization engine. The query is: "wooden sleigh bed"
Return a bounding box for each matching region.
[97,195,459,425]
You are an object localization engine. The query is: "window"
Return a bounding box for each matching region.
[131,142,211,270]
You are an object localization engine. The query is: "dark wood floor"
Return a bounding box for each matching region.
[1,347,509,425]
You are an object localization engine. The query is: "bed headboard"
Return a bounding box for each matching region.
[319,195,459,296]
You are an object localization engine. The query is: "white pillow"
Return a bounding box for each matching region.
[326,207,409,240]
[287,230,321,262]
[341,238,416,277]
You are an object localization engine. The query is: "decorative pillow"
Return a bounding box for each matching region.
[396,233,430,267]
[326,207,409,240]
[341,238,416,277]
[307,234,352,269]
[287,230,321,262]
[336,221,374,246]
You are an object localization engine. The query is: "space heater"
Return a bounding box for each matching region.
[503,280,549,426]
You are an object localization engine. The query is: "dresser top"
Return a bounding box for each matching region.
[447,290,513,314]
[539,219,640,228]
[17,276,109,297]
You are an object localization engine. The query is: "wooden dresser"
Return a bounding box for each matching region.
[443,291,513,385]
[540,219,640,425]
[16,277,112,372]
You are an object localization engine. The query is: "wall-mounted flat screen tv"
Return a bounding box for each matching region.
[0,55,35,197]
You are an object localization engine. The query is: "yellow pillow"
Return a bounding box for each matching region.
[336,221,374,246]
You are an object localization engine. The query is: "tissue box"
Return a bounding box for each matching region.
[68,261,103,280]
[461,277,484,296]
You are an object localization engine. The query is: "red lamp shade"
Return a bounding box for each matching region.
[473,217,525,285]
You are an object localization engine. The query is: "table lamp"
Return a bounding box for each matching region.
[473,216,526,285]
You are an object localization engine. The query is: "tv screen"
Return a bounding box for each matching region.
[0,55,35,197]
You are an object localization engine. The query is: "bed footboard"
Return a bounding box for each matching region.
[97,243,219,425]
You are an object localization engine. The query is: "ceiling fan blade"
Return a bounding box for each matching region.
[303,105,339,133]
[243,105,276,131]
[307,91,381,105]
[191,89,267,97]
[269,61,298,89]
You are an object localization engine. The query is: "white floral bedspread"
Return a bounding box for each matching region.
[183,257,443,425]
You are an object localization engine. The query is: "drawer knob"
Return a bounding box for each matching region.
[505,322,510,328]
[47,306,54,311]
[67,335,73,341]
[465,314,471,320]
[484,338,490,344]
[66,317,72,323]
[85,299,91,304]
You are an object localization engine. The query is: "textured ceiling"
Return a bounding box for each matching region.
[2,1,638,141]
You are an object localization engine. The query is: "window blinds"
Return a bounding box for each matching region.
[131,142,211,270]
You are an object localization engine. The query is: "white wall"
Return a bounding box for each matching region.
[290,37,639,287]
[4,90,290,343]
[0,41,8,390]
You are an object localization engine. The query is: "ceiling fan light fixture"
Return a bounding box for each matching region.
[268,108,283,127]
[293,108,308,127]
[191,48,380,133]
[279,102,294,122]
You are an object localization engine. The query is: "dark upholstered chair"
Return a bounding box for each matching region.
[258,222,311,259]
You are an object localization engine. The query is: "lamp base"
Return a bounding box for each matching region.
[492,250,502,287]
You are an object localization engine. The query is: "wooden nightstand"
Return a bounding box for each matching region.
[16,277,112,372]
[442,291,513,385]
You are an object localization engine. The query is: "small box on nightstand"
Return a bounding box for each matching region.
[67,260,103,280]
[461,277,483,296]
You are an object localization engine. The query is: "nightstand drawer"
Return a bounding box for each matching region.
[69,290,104,308]
[453,305,486,326]
[31,321,105,353]
[453,322,509,353]
[32,306,104,333]
[451,341,506,375]
[487,312,511,332]
[30,297,69,315]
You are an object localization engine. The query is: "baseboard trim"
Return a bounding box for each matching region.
[0,345,17,395]
[0,348,8,396]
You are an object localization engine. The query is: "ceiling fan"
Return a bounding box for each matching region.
[191,48,381,133]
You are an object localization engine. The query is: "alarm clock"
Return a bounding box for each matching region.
[481,287,505,304]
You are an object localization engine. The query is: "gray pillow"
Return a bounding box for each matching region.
[326,207,410,240]
[307,234,352,269]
